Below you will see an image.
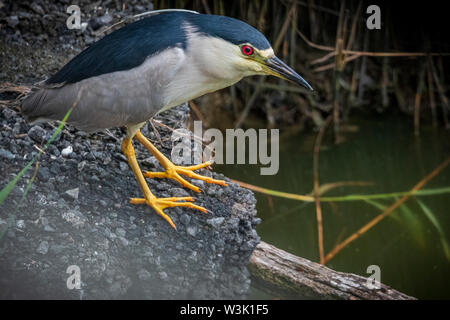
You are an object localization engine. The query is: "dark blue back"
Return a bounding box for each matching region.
[47,12,270,85]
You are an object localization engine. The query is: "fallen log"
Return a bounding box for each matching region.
[249,241,415,300]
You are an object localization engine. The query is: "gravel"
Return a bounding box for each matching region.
[0,1,261,298]
[0,102,261,299]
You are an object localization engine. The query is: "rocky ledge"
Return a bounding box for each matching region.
[0,0,260,299]
[0,102,261,299]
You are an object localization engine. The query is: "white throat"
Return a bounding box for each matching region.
[161,23,245,111]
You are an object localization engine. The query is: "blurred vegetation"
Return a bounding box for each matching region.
[152,0,450,137]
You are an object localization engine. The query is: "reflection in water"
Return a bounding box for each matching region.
[216,114,450,299]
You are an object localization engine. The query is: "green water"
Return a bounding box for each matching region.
[216,113,450,299]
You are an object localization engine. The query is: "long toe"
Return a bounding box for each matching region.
[144,161,228,192]
[130,196,207,229]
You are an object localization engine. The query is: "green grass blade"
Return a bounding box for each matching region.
[20,161,40,204]
[236,179,450,203]
[364,199,424,245]
[416,199,450,261]
[320,187,450,202]
[363,198,399,221]
[398,202,425,248]
[363,199,387,211]
[44,108,73,148]
[0,157,36,206]
[0,107,72,208]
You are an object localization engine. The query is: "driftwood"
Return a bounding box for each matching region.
[249,241,415,300]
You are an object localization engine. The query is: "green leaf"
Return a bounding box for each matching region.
[398,203,426,248]
[364,199,425,246]
[0,157,35,206]
[0,107,74,242]
[416,199,450,261]
[363,199,387,211]
[0,107,72,208]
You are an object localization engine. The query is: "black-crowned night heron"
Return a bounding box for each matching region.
[21,10,312,229]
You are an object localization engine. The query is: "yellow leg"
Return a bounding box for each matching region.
[134,130,228,193]
[121,137,207,230]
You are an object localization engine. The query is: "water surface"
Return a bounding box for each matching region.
[216,113,450,299]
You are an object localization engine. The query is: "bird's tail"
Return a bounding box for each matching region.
[21,81,71,124]
[21,87,51,123]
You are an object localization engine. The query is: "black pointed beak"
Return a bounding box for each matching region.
[265,56,313,91]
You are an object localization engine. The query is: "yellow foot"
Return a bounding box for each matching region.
[144,161,228,193]
[130,196,207,230]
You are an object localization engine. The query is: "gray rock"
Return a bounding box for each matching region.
[61,146,73,157]
[207,185,218,196]
[47,145,60,157]
[62,210,87,228]
[64,188,79,200]
[44,225,56,232]
[192,179,206,189]
[137,269,151,281]
[180,214,191,226]
[159,272,168,281]
[36,241,49,255]
[119,161,128,171]
[142,157,161,169]
[0,148,15,160]
[49,244,66,255]
[207,217,225,228]
[77,160,87,172]
[16,220,25,229]
[186,226,198,237]
[89,14,113,31]
[115,227,126,237]
[118,236,129,246]
[6,16,19,28]
[30,2,45,15]
[2,107,15,119]
[37,166,51,182]
[28,125,47,143]
[171,188,190,197]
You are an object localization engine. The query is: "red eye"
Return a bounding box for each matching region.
[241,45,254,56]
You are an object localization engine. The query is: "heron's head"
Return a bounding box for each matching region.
[185,13,313,90]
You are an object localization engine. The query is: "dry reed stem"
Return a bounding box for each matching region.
[427,58,437,126]
[313,115,333,264]
[188,100,207,125]
[414,65,426,136]
[314,54,360,73]
[273,2,297,52]
[297,28,450,70]
[429,57,450,128]
[345,1,362,52]
[324,156,450,264]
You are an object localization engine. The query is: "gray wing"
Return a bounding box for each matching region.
[21,47,186,132]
